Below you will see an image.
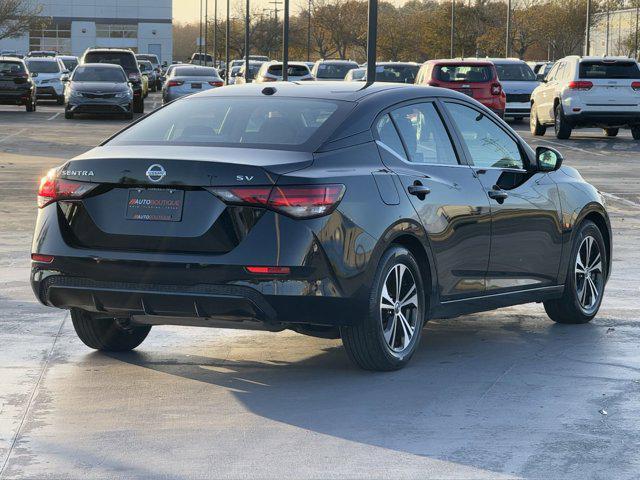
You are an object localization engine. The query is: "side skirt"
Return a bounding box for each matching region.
[431,285,564,320]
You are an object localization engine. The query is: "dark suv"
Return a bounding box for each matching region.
[80,48,144,113]
[0,56,36,111]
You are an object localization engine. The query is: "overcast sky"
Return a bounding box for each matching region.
[173,0,407,23]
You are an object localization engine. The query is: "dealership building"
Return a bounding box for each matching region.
[0,0,172,64]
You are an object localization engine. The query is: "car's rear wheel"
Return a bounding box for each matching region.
[631,126,640,140]
[603,128,619,137]
[25,98,36,112]
[340,246,426,371]
[530,105,546,136]
[71,309,151,351]
[544,220,606,324]
[554,104,572,139]
[133,97,144,113]
[56,95,64,105]
[64,110,73,119]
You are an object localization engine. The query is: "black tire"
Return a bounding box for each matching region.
[631,126,640,140]
[133,97,144,113]
[71,309,151,351]
[340,246,426,371]
[554,103,572,139]
[125,111,134,120]
[544,220,607,324]
[603,128,619,137]
[64,110,73,119]
[530,105,546,136]
[25,98,35,112]
[56,95,64,105]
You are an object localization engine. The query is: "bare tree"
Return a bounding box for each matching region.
[0,0,47,41]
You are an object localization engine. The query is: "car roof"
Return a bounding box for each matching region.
[376,62,419,66]
[316,59,358,64]
[58,55,78,59]
[25,57,58,62]
[482,58,528,64]
[427,58,494,66]
[79,63,124,69]
[0,56,24,62]
[85,48,134,55]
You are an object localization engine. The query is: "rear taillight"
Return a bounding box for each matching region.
[491,83,502,95]
[246,266,291,274]
[208,80,224,87]
[632,81,640,91]
[37,171,97,208]
[167,80,184,87]
[568,80,593,91]
[31,253,54,263]
[208,184,345,219]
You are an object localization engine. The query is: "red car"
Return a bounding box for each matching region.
[416,59,506,117]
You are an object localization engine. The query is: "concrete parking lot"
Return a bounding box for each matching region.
[1,95,639,479]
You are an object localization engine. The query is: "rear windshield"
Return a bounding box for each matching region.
[494,63,536,81]
[376,64,419,83]
[73,66,126,82]
[435,65,493,83]
[84,52,137,70]
[174,67,218,77]
[137,55,159,64]
[316,63,358,79]
[0,61,25,74]
[107,97,349,150]
[579,61,640,79]
[26,60,60,73]
[267,64,310,76]
[61,58,78,70]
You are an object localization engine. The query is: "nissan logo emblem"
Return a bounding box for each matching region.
[146,164,166,182]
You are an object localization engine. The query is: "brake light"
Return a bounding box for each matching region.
[491,83,502,95]
[208,184,345,219]
[208,80,224,87]
[568,80,593,91]
[632,81,640,91]
[166,80,184,87]
[37,171,97,208]
[31,253,54,263]
[246,266,291,274]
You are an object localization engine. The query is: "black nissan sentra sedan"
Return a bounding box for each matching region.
[30,82,611,371]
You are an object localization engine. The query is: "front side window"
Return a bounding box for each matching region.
[445,102,524,169]
[390,103,458,165]
[107,97,346,150]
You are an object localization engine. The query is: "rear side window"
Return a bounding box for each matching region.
[84,52,137,70]
[107,97,347,150]
[0,61,25,74]
[445,102,523,169]
[579,61,640,79]
[376,115,407,160]
[435,65,493,83]
[390,103,459,165]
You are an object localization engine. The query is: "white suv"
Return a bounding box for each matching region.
[530,56,640,139]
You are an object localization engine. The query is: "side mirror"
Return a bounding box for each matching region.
[536,73,545,81]
[31,72,38,78]
[536,146,563,172]
[61,74,70,82]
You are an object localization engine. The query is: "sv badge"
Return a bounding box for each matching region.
[236,175,255,181]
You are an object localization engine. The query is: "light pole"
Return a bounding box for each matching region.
[245,0,250,80]
[307,0,312,62]
[585,0,591,56]
[283,0,289,80]
[635,2,639,59]
[605,4,610,56]
[450,0,455,58]
[365,0,378,85]
[505,0,511,57]
[214,0,218,66]
[199,0,203,64]
[225,0,230,83]
[204,0,208,64]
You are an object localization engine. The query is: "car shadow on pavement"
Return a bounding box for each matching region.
[103,313,626,477]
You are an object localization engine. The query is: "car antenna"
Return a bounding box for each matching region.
[361,0,378,89]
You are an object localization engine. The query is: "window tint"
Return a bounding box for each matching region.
[26,60,60,73]
[445,102,524,169]
[73,66,126,82]
[174,67,218,77]
[579,61,640,79]
[267,64,310,76]
[494,63,536,81]
[316,63,358,79]
[390,103,458,165]
[376,64,419,83]
[0,61,25,74]
[107,97,344,150]
[376,114,406,160]
[84,51,137,71]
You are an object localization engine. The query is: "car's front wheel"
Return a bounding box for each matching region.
[71,309,151,351]
[530,105,546,136]
[544,220,606,324]
[340,246,426,371]
[631,126,640,140]
[603,128,619,137]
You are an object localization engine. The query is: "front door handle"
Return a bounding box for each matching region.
[488,189,509,203]
[408,184,431,199]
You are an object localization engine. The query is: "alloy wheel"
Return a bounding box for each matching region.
[379,263,419,353]
[575,235,603,312]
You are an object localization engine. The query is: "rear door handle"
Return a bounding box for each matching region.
[488,189,509,202]
[408,185,431,198]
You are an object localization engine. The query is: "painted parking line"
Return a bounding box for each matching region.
[0,128,28,144]
[47,112,61,121]
[535,138,608,157]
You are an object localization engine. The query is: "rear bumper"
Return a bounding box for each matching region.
[36,86,62,98]
[32,270,362,328]
[565,111,640,127]
[505,101,531,116]
[0,91,31,104]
